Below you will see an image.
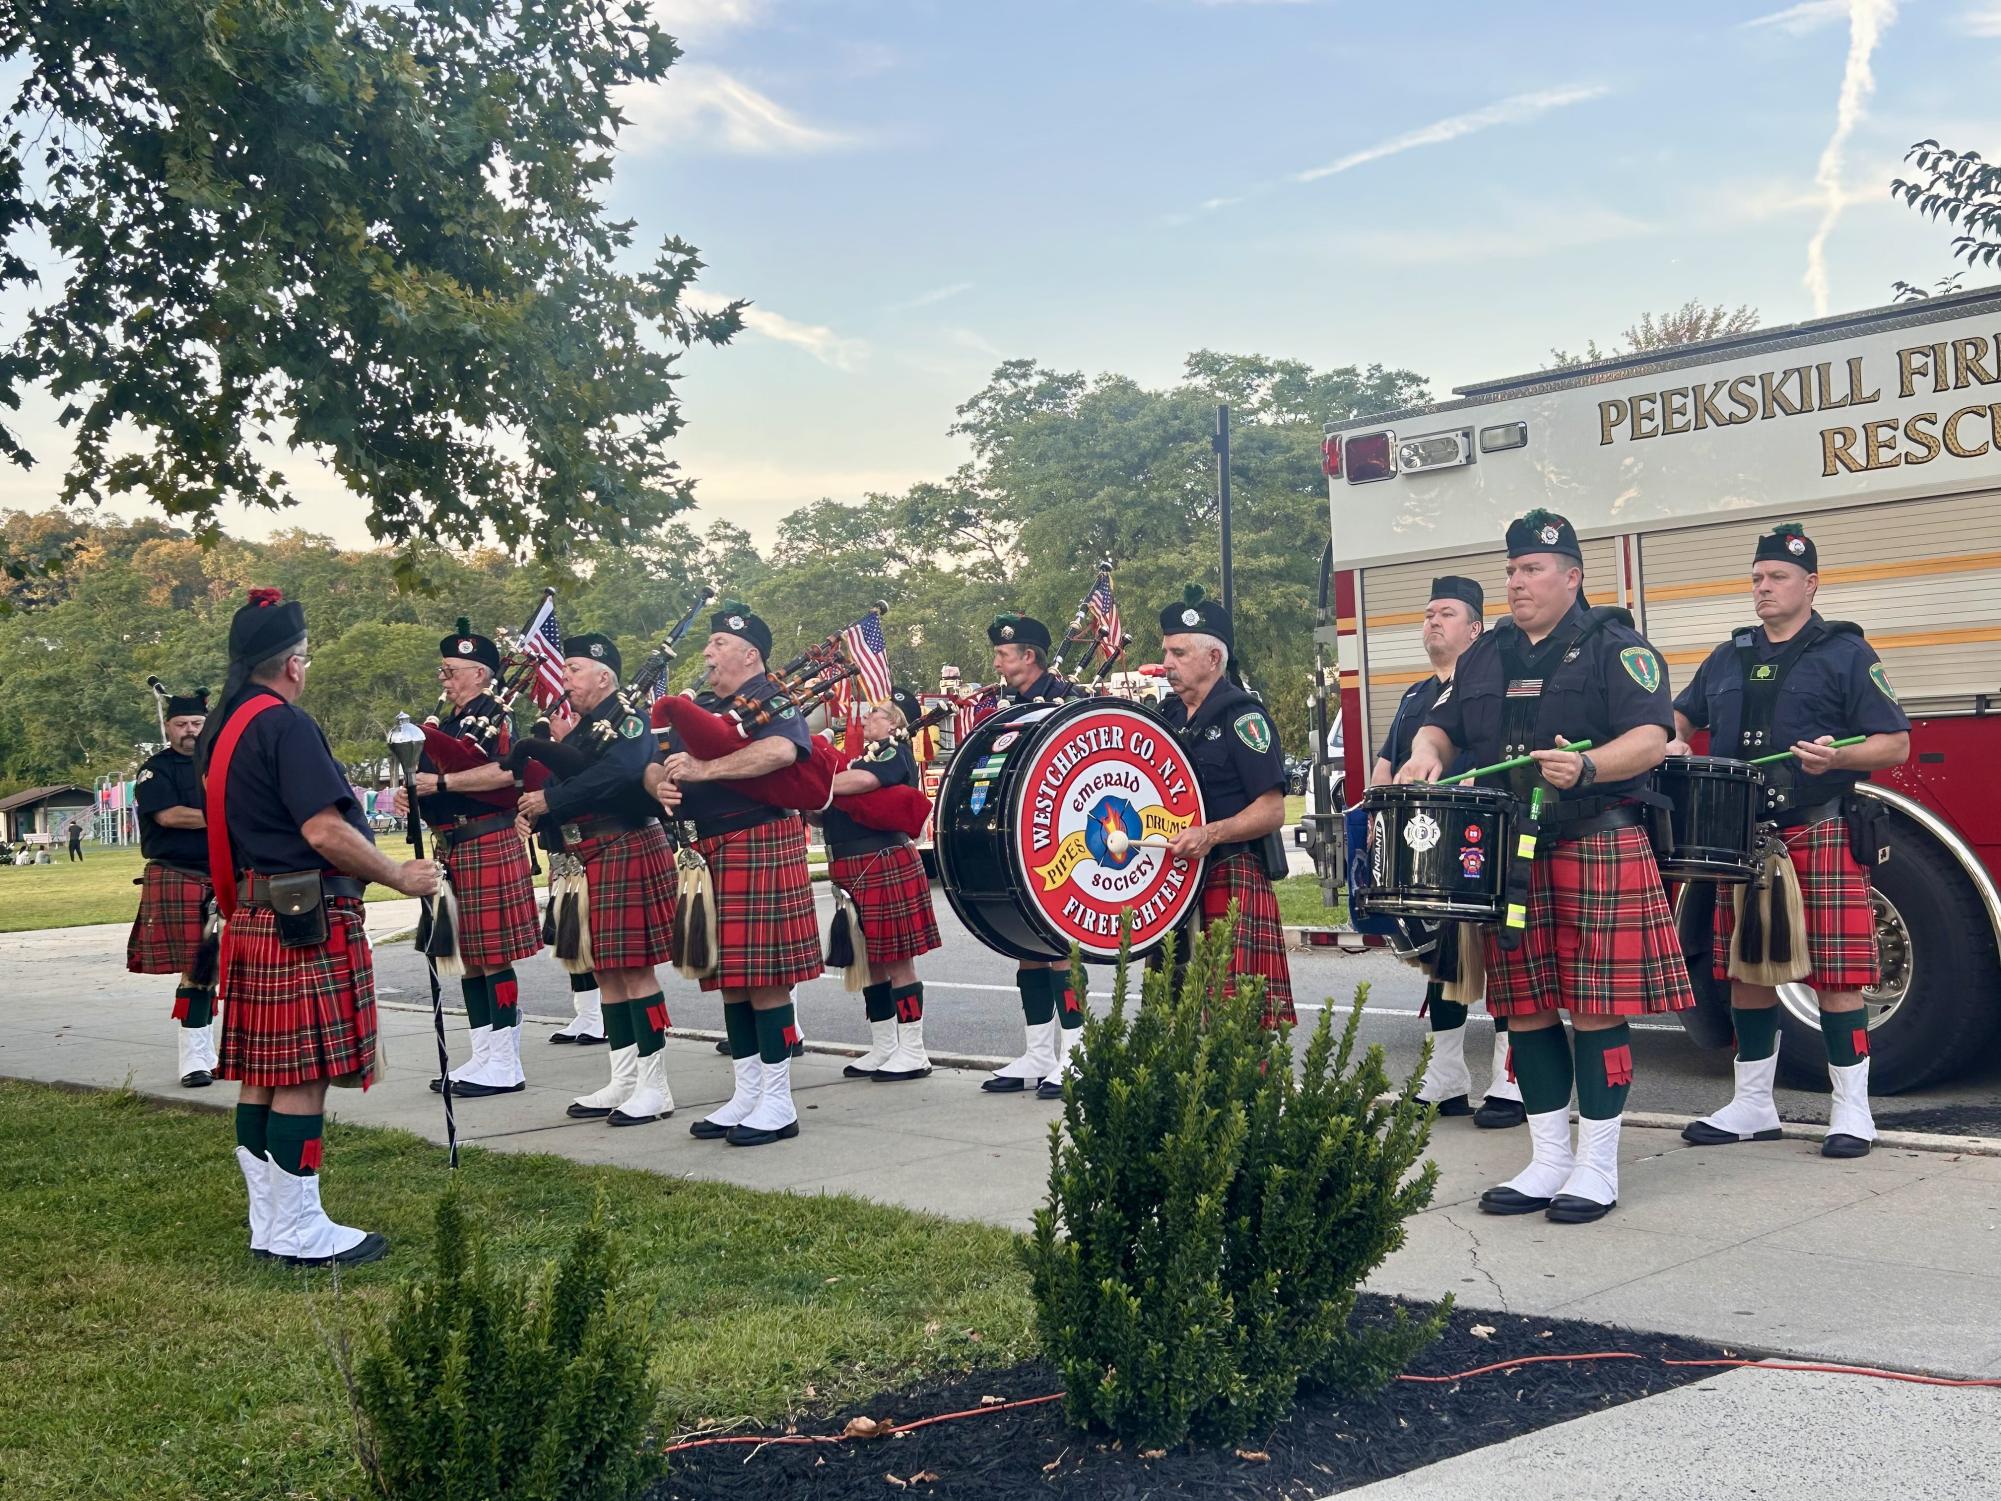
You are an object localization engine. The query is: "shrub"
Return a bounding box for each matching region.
[351,1190,662,1501]
[1024,909,1446,1450]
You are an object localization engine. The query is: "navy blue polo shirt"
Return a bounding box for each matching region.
[540,691,663,827]
[418,690,511,824]
[1376,675,1475,778]
[214,690,371,875]
[1003,670,1082,704]
[660,672,812,829]
[136,747,208,867]
[1160,680,1285,858]
[824,739,917,856]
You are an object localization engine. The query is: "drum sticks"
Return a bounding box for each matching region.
[1437,741,1596,786]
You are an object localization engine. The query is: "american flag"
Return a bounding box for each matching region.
[839,610,894,707]
[954,685,998,742]
[1087,570,1121,657]
[520,593,576,723]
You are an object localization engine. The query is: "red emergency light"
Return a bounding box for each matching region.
[1343,431,1396,484]
[1321,435,1342,477]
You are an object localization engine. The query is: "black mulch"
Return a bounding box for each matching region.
[649,1295,1745,1501]
[1873,1102,2001,1138]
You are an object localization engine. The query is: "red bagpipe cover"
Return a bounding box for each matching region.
[828,745,933,839]
[649,693,834,812]
[419,723,518,810]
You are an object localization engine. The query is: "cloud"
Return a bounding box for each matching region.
[1293,85,1610,184]
[1739,1,1849,34]
[1959,3,2001,35]
[620,64,854,155]
[1804,1,1898,316]
[685,290,869,371]
[883,281,975,313]
[646,0,765,40]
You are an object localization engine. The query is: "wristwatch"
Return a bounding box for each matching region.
[1576,753,1597,788]
[438,771,449,794]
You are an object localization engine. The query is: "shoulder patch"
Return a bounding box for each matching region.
[1232,712,1273,754]
[1432,683,1454,708]
[136,768,154,784]
[865,740,897,763]
[1868,663,1897,701]
[1618,646,1662,693]
[619,714,645,739]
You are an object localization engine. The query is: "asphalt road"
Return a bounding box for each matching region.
[370,881,2001,1132]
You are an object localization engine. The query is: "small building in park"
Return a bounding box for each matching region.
[0,785,95,846]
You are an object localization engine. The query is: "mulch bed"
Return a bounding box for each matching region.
[1874,1102,2001,1138]
[651,1294,1741,1500]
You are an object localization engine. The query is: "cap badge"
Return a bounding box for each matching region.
[727,614,745,630]
[1180,607,1200,626]
[999,625,1015,641]
[1539,524,1560,545]
[1786,536,1806,556]
[457,638,473,654]
[589,643,605,658]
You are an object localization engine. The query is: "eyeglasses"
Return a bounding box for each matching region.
[436,664,477,678]
[291,654,312,670]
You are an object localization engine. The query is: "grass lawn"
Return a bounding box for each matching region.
[0,846,405,933]
[0,1081,1035,1501]
[1274,874,1347,930]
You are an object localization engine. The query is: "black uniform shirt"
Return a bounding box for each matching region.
[1376,674,1475,778]
[135,747,207,868]
[823,739,917,856]
[1002,669,1083,704]
[1160,680,1285,859]
[540,691,662,828]
[418,691,513,824]
[664,672,813,831]
[214,689,371,875]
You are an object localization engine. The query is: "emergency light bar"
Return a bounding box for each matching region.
[1397,429,1474,475]
[1343,431,1396,484]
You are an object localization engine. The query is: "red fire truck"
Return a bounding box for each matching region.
[1302,288,2001,1094]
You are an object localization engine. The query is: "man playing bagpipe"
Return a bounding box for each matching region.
[825,686,940,1083]
[646,603,823,1147]
[510,634,682,1126]
[128,687,221,1088]
[389,620,545,1099]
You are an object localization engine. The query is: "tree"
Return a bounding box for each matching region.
[1891,140,2001,300]
[1,0,743,566]
[1547,301,1761,369]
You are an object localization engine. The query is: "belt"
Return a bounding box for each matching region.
[432,810,517,850]
[155,861,214,885]
[558,812,658,846]
[693,807,784,841]
[828,832,907,860]
[1771,796,1845,830]
[236,873,365,906]
[1547,803,1644,846]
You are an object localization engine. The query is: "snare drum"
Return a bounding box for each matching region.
[1654,755,1762,883]
[1351,784,1516,926]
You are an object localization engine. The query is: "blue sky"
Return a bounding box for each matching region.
[8,0,1998,548]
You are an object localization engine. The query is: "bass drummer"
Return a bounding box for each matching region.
[1156,586,1295,1029]
[1370,576,1523,1130]
[1398,510,1693,1225]
[1668,522,1909,1159]
[982,612,1091,1097]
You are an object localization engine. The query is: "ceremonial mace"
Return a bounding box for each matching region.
[144,674,170,746]
[387,713,459,1169]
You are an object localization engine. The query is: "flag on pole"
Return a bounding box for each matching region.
[953,685,998,743]
[520,594,576,722]
[1087,569,1121,659]
[840,611,894,707]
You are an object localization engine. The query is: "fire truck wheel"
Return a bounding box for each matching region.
[1773,818,2001,1096]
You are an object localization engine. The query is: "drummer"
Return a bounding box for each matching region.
[1398,510,1694,1225]
[1370,575,1523,1130]
[1669,522,1910,1158]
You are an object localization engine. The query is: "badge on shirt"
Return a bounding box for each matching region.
[1232,713,1271,753]
[136,768,154,784]
[1869,663,1897,701]
[865,740,897,763]
[619,714,645,739]
[1619,647,1661,693]
[1751,664,1776,681]
[1204,725,1222,741]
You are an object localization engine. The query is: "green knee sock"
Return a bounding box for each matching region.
[862,981,895,1024]
[1428,981,1468,1033]
[266,1111,325,1177]
[569,971,598,993]
[603,999,637,1052]
[631,993,669,1058]
[1820,1010,1869,1067]
[1732,1005,1780,1063]
[892,983,924,1023]
[1508,1025,1575,1116]
[1018,967,1055,1027]
[234,1102,269,1157]
[1573,1024,1634,1120]
[486,968,520,1028]
[755,1002,799,1065]
[1056,972,1083,1031]
[459,975,492,1031]
[723,1000,758,1060]
[1494,1015,1509,1034]
[176,984,215,1029]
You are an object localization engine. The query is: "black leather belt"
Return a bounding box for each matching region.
[236,873,365,906]
[558,813,658,845]
[828,833,907,860]
[1771,796,1845,830]
[693,807,784,841]
[1548,803,1644,845]
[432,810,517,850]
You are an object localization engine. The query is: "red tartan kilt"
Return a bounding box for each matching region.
[697,816,823,992]
[1712,816,1878,989]
[1197,850,1296,1026]
[438,824,542,968]
[216,899,378,1088]
[831,843,941,965]
[1484,824,1695,1017]
[126,862,212,975]
[570,820,677,972]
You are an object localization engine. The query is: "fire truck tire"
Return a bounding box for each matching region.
[1772,819,2001,1095]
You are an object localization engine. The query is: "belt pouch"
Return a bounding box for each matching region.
[269,870,330,948]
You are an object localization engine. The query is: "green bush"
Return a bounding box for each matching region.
[351,1190,662,1501]
[1024,909,1447,1450]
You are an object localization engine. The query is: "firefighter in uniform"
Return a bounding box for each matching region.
[1370,577,1524,1129]
[828,686,941,1083]
[514,634,681,1126]
[1670,523,1910,1157]
[129,688,220,1088]
[651,604,824,1146]
[978,612,1091,1098]
[396,621,544,1099]
[1152,586,1295,1026]
[1400,512,1695,1224]
[201,588,437,1265]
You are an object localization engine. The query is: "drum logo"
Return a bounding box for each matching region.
[992,731,1020,751]
[1464,824,1481,844]
[1460,846,1485,877]
[1402,811,1442,852]
[1014,705,1206,955]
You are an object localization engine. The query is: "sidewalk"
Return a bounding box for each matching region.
[6,920,2001,1384]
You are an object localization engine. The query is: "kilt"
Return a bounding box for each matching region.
[1712,815,1878,990]
[1197,849,1296,1026]
[569,820,677,972]
[697,815,822,992]
[437,824,542,968]
[830,842,941,966]
[216,898,377,1088]
[126,862,212,976]
[1485,824,1695,1018]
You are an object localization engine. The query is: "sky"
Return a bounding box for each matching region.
[5,0,1998,550]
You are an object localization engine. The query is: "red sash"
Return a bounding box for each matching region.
[204,691,284,921]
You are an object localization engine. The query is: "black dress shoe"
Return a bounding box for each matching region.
[689,1117,733,1140]
[1424,1093,1472,1117]
[1681,1119,1782,1145]
[715,1037,731,1054]
[572,1033,606,1046]
[451,1080,527,1099]
[566,1102,615,1119]
[180,1070,213,1088]
[1478,1184,1553,1215]
[874,1063,931,1083]
[843,1061,879,1078]
[1474,1096,1528,1130]
[607,1104,670,1127]
[725,1119,800,1147]
[289,1231,389,1268]
[790,1039,806,1059]
[1546,1194,1616,1224]
[550,1032,577,1045]
[981,1076,1032,1094]
[1035,1079,1065,1101]
[1822,1132,1872,1159]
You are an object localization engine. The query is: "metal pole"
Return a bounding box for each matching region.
[1214,403,1233,617]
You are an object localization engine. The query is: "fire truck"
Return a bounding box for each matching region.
[1301,287,2001,1094]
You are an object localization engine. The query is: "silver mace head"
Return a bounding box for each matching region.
[387,711,426,776]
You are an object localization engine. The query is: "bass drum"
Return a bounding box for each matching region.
[935,697,1209,962]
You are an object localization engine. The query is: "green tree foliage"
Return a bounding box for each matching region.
[1023,918,1445,1450]
[1547,300,1761,369]
[1891,139,2001,299]
[0,0,743,564]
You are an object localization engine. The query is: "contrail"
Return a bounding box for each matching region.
[1803,0,1897,316]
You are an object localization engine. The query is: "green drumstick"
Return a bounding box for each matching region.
[1438,740,1595,786]
[1744,734,1865,767]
